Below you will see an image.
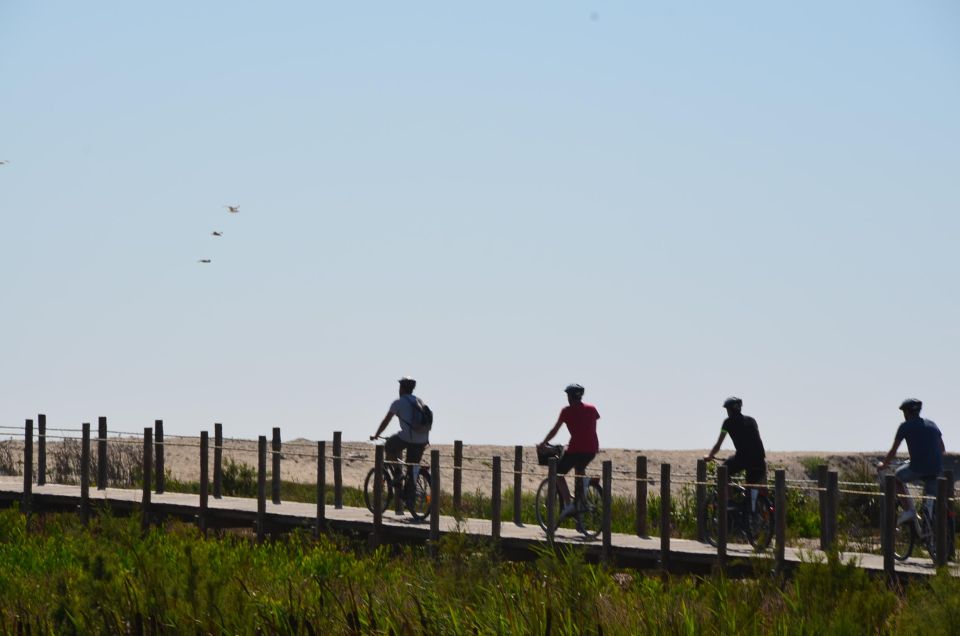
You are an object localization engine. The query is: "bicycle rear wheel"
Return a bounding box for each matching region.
[747,495,774,551]
[363,466,394,515]
[920,510,937,562]
[407,468,432,521]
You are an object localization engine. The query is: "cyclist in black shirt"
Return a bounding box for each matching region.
[705,397,767,498]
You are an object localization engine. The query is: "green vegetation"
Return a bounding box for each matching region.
[0,507,957,633]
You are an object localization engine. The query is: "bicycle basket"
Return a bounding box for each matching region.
[537,444,564,467]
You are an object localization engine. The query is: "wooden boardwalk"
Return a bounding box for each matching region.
[0,477,952,579]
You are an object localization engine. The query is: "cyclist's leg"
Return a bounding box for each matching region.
[573,454,597,504]
[922,477,939,520]
[555,453,576,506]
[894,464,921,514]
[745,463,767,512]
[403,443,427,500]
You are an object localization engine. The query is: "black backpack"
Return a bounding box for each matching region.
[404,395,433,433]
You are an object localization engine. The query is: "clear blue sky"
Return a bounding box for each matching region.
[2,2,958,451]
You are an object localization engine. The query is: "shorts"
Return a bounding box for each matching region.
[384,434,426,465]
[723,454,767,486]
[557,452,596,475]
[895,464,938,497]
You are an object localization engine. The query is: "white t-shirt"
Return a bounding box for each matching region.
[390,394,429,444]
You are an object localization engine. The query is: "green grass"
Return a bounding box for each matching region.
[1,507,958,633]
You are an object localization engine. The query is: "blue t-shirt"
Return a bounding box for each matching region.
[895,417,943,476]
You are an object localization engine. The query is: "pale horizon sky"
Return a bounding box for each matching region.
[2,2,958,452]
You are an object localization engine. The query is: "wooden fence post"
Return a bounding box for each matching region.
[717,465,728,568]
[546,457,557,543]
[271,427,281,505]
[775,469,786,571]
[141,427,152,533]
[636,455,647,537]
[602,460,612,561]
[37,413,46,486]
[696,458,707,542]
[945,469,955,562]
[257,436,266,543]
[453,440,463,516]
[97,416,107,490]
[660,463,670,573]
[513,445,523,526]
[155,419,165,494]
[372,445,384,540]
[316,440,326,538]
[199,431,209,536]
[826,471,838,551]
[22,419,33,513]
[430,450,441,556]
[817,464,828,550]
[492,455,502,540]
[936,477,948,567]
[333,432,343,509]
[213,423,223,499]
[883,474,896,579]
[80,423,90,525]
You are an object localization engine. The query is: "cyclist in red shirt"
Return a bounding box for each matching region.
[538,383,600,517]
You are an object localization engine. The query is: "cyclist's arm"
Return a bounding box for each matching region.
[704,431,726,461]
[878,437,903,470]
[370,411,394,441]
[540,418,564,447]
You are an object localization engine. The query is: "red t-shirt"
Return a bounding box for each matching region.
[559,402,600,453]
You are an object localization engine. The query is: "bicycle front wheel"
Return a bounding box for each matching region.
[704,492,720,547]
[747,495,774,551]
[577,482,604,538]
[535,478,558,532]
[893,514,915,561]
[407,469,432,521]
[363,466,394,515]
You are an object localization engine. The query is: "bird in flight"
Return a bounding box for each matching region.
[212,231,223,237]
[198,259,212,263]
[0,160,9,166]
[225,205,239,213]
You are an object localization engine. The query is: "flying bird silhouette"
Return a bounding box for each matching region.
[198,259,211,263]
[0,160,9,166]
[225,205,239,213]
[211,231,223,236]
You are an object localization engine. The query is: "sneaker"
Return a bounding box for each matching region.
[897,508,917,525]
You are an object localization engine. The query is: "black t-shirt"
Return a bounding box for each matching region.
[722,414,765,465]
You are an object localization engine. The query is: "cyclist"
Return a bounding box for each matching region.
[370,376,429,504]
[704,396,767,510]
[877,398,945,525]
[538,383,600,522]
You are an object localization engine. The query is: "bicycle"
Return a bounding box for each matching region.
[703,478,774,551]
[363,444,432,521]
[533,444,603,538]
[877,462,939,562]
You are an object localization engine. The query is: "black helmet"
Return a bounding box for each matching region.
[899,398,922,411]
[564,383,585,396]
[398,376,417,390]
[723,396,743,408]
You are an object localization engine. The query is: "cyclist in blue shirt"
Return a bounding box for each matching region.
[878,398,945,524]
